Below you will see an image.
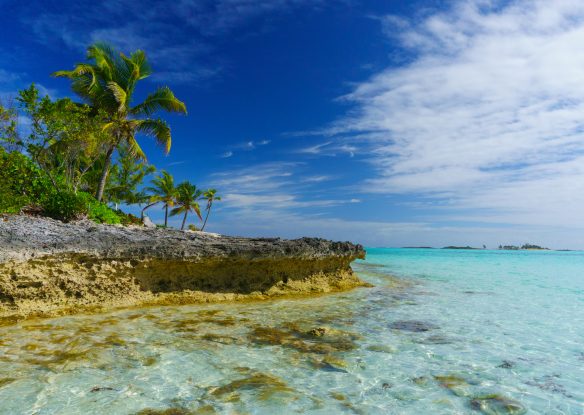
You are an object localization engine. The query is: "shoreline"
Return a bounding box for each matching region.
[0,215,367,324]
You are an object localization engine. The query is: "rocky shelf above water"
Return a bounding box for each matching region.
[0,215,367,323]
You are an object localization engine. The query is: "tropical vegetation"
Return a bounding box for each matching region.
[0,43,220,231]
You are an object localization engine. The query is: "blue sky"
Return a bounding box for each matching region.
[2,0,584,249]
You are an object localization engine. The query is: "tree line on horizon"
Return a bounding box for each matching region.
[0,42,220,230]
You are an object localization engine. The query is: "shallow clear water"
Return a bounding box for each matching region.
[0,248,583,414]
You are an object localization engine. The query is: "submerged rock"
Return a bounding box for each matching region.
[390,320,439,332]
[135,408,198,415]
[497,360,515,369]
[308,327,328,337]
[434,375,471,397]
[470,394,527,415]
[419,334,453,344]
[210,372,295,402]
[310,355,349,373]
[412,376,429,386]
[0,215,366,321]
[248,324,359,354]
[526,374,573,398]
[366,344,396,353]
[90,386,116,393]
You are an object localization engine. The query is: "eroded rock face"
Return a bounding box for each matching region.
[0,215,367,322]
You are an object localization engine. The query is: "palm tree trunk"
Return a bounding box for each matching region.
[201,207,211,231]
[141,202,157,220]
[181,211,188,230]
[164,204,168,227]
[96,146,115,202]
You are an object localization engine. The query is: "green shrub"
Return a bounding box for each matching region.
[41,190,89,222]
[88,201,121,224]
[0,183,30,213]
[0,148,52,213]
[0,148,131,225]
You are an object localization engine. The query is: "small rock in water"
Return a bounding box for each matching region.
[308,327,328,337]
[526,374,573,398]
[412,376,429,386]
[310,356,349,373]
[434,375,468,389]
[390,320,438,332]
[497,360,515,369]
[470,394,527,415]
[434,375,470,397]
[90,386,116,393]
[319,362,348,373]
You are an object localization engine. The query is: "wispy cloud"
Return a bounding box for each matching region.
[210,162,357,213]
[211,162,297,192]
[166,161,186,167]
[221,139,271,157]
[298,140,357,157]
[302,175,334,183]
[326,0,584,229]
[24,0,329,84]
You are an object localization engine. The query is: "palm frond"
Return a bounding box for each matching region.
[135,119,171,154]
[126,137,147,161]
[106,81,127,112]
[193,202,203,220]
[87,42,118,79]
[130,86,187,117]
[169,206,184,217]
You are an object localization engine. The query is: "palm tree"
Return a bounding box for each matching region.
[143,170,176,226]
[171,181,203,230]
[53,42,187,202]
[201,189,221,232]
[107,144,155,209]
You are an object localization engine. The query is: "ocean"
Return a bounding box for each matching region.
[0,248,582,414]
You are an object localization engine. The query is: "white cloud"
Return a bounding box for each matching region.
[209,162,359,212]
[298,140,357,157]
[166,161,186,167]
[221,139,272,157]
[303,175,334,183]
[328,0,584,230]
[211,162,297,192]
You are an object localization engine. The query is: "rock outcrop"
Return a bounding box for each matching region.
[0,215,367,322]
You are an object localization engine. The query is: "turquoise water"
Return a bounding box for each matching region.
[0,248,583,414]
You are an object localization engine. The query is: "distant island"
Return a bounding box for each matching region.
[403,244,556,251]
[498,244,549,251]
[402,246,435,249]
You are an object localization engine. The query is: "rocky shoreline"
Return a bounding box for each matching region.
[0,215,367,323]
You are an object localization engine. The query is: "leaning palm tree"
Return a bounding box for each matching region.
[200,189,221,231]
[143,170,177,226]
[171,181,203,230]
[53,42,187,201]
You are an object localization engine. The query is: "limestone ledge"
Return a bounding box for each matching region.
[0,215,367,322]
